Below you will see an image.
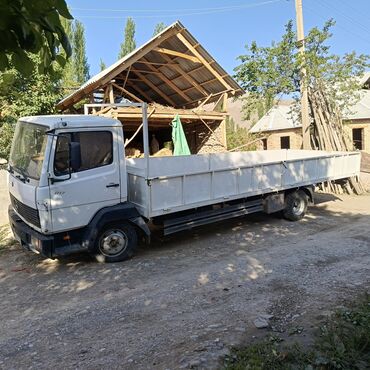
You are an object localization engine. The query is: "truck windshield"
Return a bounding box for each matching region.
[9,121,48,180]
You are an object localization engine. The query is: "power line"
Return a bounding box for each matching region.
[318,0,370,36]
[304,3,370,46]
[71,0,281,13]
[72,0,283,19]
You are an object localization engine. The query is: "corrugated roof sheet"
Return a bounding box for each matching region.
[249,104,301,133]
[57,21,243,110]
[344,90,370,120]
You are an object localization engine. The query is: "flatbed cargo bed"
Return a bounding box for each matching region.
[126,149,360,219]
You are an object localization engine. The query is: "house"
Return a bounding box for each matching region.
[250,73,370,153]
[249,102,303,150]
[57,21,244,155]
[342,73,370,152]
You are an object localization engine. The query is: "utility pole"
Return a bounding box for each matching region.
[295,0,311,150]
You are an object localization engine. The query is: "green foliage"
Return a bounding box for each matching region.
[0,122,15,160]
[100,58,107,71]
[60,18,90,95]
[153,22,166,36]
[314,295,370,369]
[235,20,369,121]
[119,18,136,59]
[0,55,63,159]
[225,339,313,370]
[226,117,259,151]
[73,21,90,84]
[0,0,73,76]
[60,17,75,92]
[224,294,370,370]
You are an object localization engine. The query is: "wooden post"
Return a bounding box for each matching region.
[221,93,228,149]
[295,0,311,150]
[222,92,228,113]
[108,84,114,104]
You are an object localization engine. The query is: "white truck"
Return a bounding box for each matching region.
[8,104,361,262]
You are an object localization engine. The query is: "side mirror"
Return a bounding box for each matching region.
[69,142,81,172]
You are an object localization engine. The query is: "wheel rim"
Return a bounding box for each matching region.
[292,199,305,215]
[99,229,128,256]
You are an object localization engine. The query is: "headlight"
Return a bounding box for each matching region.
[30,236,41,252]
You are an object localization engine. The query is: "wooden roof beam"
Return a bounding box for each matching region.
[136,60,179,67]
[133,71,176,106]
[200,77,224,86]
[99,27,180,87]
[158,53,209,97]
[131,69,161,75]
[186,64,207,75]
[126,81,153,102]
[142,57,191,103]
[112,82,143,103]
[183,89,230,108]
[176,33,233,92]
[154,47,201,64]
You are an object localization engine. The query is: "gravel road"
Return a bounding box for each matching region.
[0,193,369,369]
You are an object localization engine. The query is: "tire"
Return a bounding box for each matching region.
[283,190,308,221]
[93,222,137,263]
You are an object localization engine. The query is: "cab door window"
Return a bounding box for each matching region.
[54,131,113,176]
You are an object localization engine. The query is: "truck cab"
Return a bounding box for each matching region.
[8,115,149,262]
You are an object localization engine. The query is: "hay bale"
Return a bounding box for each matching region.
[125,148,141,158]
[152,148,173,157]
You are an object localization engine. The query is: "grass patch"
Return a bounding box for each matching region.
[0,224,17,252]
[224,294,370,370]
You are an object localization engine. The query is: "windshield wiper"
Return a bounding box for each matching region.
[14,167,30,183]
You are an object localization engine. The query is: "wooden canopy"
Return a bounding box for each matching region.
[56,21,244,111]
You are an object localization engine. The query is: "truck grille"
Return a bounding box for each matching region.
[10,194,41,228]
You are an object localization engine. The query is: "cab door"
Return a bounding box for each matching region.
[48,128,121,233]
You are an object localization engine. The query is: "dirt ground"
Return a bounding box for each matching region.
[0,193,369,369]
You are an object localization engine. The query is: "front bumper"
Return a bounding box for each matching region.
[8,206,87,258]
[9,206,53,258]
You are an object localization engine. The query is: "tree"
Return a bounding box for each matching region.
[100,58,107,71]
[0,0,73,76]
[153,22,166,36]
[60,17,75,92]
[0,55,63,159]
[60,19,90,95]
[226,117,260,151]
[234,20,369,122]
[73,21,90,84]
[119,18,136,59]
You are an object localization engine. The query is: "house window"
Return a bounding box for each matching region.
[262,138,267,150]
[280,136,290,149]
[352,128,363,150]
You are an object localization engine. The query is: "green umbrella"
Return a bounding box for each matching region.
[171,114,191,156]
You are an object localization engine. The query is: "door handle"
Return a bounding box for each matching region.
[106,183,120,188]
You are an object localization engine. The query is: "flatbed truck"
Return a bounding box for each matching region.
[7,104,361,262]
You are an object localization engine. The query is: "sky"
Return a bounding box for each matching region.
[67,0,370,77]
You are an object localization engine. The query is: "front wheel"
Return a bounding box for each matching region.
[93,222,137,263]
[283,190,308,221]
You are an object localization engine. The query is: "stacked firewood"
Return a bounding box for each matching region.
[308,83,364,195]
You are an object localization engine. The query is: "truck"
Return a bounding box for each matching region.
[7,103,361,262]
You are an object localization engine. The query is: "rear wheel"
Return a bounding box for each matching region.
[94,222,137,262]
[283,190,308,221]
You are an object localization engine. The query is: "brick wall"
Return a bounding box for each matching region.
[343,120,370,153]
[185,120,227,154]
[260,128,303,150]
[256,122,370,153]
